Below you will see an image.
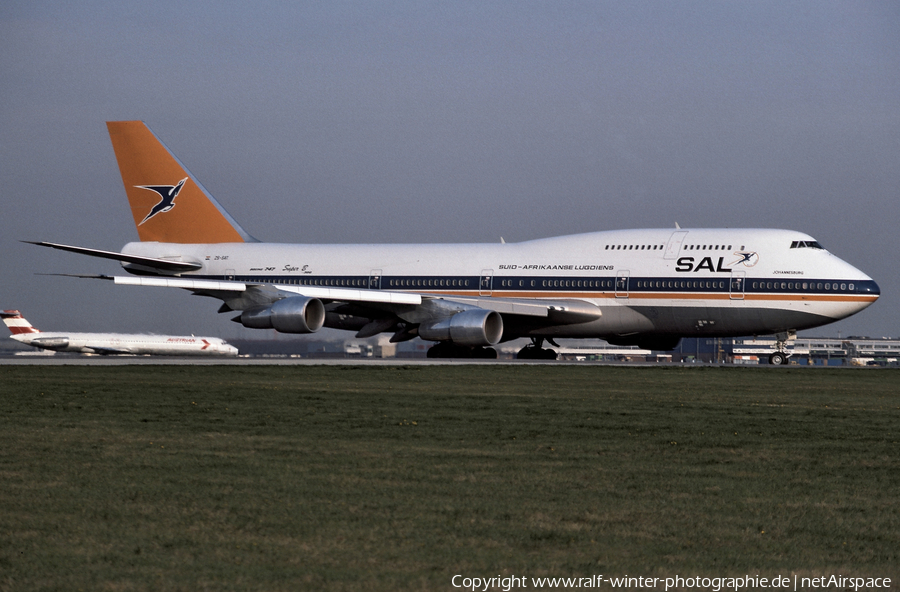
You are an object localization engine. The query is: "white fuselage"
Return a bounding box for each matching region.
[122,228,879,340]
[11,332,238,356]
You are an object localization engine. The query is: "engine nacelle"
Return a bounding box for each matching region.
[31,337,70,350]
[239,296,325,334]
[418,309,503,346]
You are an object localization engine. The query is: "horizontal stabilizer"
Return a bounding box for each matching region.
[25,241,202,272]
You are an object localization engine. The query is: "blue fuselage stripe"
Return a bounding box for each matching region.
[196,274,879,297]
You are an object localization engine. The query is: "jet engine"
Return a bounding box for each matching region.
[418,309,503,346]
[31,337,70,350]
[237,296,326,334]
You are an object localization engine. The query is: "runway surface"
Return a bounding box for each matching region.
[0,355,870,368]
[0,355,569,366]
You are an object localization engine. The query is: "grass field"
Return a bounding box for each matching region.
[0,365,897,591]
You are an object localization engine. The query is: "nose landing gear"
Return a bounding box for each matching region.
[768,351,788,365]
[768,330,796,365]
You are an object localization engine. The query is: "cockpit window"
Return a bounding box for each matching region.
[790,240,824,250]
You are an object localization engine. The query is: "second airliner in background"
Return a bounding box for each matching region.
[2,310,238,357]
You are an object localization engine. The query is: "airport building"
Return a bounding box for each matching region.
[673,336,900,366]
[221,334,900,365]
[3,331,897,365]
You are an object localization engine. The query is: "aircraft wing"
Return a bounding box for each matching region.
[109,275,425,306]
[87,346,133,355]
[91,274,596,320]
[107,275,599,320]
[68,274,601,344]
[107,275,576,317]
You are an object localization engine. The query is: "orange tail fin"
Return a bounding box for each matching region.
[106,121,255,244]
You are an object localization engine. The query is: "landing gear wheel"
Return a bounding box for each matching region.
[427,343,470,358]
[473,347,498,359]
[516,346,539,359]
[769,352,787,366]
[516,339,558,360]
[427,343,497,359]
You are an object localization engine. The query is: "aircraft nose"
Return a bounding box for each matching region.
[858,279,880,297]
[852,278,880,315]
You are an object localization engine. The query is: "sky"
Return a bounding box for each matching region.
[1,1,898,341]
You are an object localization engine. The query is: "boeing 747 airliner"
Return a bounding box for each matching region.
[29,121,879,362]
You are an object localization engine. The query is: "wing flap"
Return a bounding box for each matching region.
[434,296,602,323]
[111,276,423,305]
[84,275,598,327]
[433,296,549,317]
[113,276,248,291]
[277,284,423,305]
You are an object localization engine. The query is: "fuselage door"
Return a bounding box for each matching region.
[369,269,382,290]
[730,270,746,300]
[664,231,688,260]
[615,270,630,298]
[480,269,493,296]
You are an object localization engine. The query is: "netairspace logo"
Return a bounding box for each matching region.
[450,574,893,591]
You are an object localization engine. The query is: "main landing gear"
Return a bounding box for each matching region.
[516,338,558,360]
[768,330,796,366]
[426,342,498,359]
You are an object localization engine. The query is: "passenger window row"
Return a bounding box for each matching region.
[752,281,852,291]
[683,244,733,251]
[636,280,726,289]
[604,245,663,251]
[387,278,472,288]
[278,278,370,287]
[238,276,856,294]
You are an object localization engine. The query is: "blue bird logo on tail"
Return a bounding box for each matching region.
[136,177,188,225]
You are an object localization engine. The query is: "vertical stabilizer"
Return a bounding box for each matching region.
[106,121,255,243]
[1,311,40,335]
